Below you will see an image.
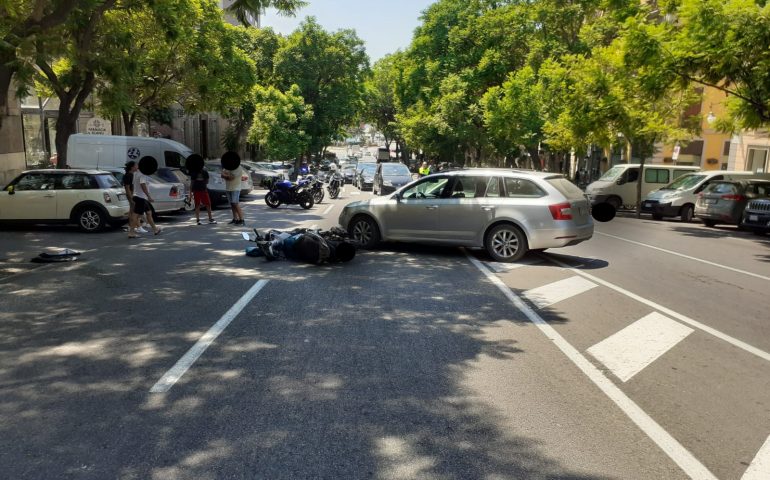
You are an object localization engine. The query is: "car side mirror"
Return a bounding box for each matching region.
[6,185,14,195]
[615,178,625,185]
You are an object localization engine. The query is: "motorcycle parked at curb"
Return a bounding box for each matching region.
[298,175,325,204]
[264,179,314,210]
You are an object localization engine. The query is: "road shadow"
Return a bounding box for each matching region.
[0,226,609,479]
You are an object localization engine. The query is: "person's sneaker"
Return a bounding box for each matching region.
[196,220,202,225]
[136,226,149,234]
[208,219,217,224]
[154,227,162,235]
[236,220,245,225]
[228,219,237,224]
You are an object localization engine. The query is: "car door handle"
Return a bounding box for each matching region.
[481,206,495,211]
[425,205,439,210]
[43,194,55,198]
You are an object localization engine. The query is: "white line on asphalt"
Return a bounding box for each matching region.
[322,204,334,216]
[596,231,770,282]
[542,254,770,364]
[351,192,360,195]
[465,253,718,480]
[524,276,598,309]
[149,279,269,393]
[587,312,693,382]
[743,435,770,479]
[486,257,543,272]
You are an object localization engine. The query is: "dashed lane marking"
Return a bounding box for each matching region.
[466,252,718,480]
[523,276,598,309]
[587,312,693,382]
[596,231,770,282]
[322,204,335,215]
[542,254,770,364]
[486,257,543,272]
[150,279,269,393]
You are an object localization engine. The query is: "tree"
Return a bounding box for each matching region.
[248,84,312,162]
[273,18,369,159]
[224,0,305,27]
[363,54,400,152]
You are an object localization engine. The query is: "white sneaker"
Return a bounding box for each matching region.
[136,227,149,234]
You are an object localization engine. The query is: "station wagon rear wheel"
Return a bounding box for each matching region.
[486,224,527,262]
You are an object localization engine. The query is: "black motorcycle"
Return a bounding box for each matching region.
[300,175,325,204]
[327,171,343,199]
[264,179,314,210]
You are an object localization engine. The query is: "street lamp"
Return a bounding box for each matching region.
[707,110,717,125]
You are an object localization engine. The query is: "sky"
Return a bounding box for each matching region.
[261,0,436,62]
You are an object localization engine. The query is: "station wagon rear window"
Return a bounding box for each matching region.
[546,177,584,199]
[94,174,121,189]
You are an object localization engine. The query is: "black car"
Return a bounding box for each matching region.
[355,163,377,190]
[742,198,770,235]
[372,162,412,196]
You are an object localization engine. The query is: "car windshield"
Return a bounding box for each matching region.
[660,174,706,190]
[598,166,624,182]
[95,174,121,188]
[382,164,410,176]
[704,182,739,194]
[360,164,376,174]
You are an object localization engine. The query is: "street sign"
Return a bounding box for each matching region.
[672,144,680,161]
[86,117,111,135]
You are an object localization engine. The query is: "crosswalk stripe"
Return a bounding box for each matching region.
[587,312,693,382]
[523,276,597,308]
[743,435,770,480]
[486,257,542,273]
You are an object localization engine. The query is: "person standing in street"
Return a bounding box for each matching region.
[418,162,431,178]
[123,161,149,236]
[221,155,244,225]
[190,161,217,225]
[129,158,162,238]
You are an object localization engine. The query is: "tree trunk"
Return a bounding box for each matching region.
[0,50,15,132]
[122,110,137,136]
[52,72,96,168]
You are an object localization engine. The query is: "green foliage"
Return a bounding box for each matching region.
[225,0,306,27]
[248,84,312,161]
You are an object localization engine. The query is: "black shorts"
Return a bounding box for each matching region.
[133,196,149,215]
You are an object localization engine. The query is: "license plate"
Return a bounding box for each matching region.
[644,202,652,208]
[750,215,759,222]
[579,207,587,215]
[118,194,126,201]
[705,199,716,205]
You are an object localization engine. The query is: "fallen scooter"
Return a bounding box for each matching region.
[242,227,357,264]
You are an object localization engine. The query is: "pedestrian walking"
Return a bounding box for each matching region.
[129,157,162,238]
[189,156,217,225]
[221,152,244,225]
[124,161,148,236]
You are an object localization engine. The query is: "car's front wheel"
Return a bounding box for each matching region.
[485,224,528,262]
[75,206,106,232]
[349,215,380,248]
[680,204,694,223]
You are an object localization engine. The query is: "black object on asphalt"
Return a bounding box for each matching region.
[138,156,158,175]
[243,227,356,264]
[221,151,241,171]
[31,249,81,263]
[592,202,616,222]
[185,153,204,174]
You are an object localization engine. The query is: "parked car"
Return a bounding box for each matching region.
[355,162,377,190]
[694,180,770,227]
[586,164,700,209]
[643,171,770,222]
[742,198,770,235]
[373,162,412,196]
[109,169,185,216]
[339,169,593,262]
[242,161,283,189]
[0,169,129,232]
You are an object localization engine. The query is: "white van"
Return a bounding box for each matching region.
[642,171,770,221]
[67,134,193,170]
[585,164,700,209]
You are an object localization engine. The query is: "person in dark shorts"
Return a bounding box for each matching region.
[129,166,161,238]
[191,167,217,225]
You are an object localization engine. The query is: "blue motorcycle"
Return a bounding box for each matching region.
[264,179,314,209]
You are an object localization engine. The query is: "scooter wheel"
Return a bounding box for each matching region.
[299,194,314,210]
[265,192,281,208]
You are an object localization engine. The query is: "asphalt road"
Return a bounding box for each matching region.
[1,185,768,480]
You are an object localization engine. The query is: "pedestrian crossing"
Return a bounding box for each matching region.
[481,257,770,480]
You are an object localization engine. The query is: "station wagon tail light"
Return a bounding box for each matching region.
[549,202,573,220]
[170,186,179,198]
[721,194,745,201]
[103,192,112,203]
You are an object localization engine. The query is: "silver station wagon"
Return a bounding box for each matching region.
[339,169,594,262]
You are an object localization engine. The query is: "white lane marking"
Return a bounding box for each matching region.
[465,253,718,480]
[543,254,770,364]
[743,435,770,480]
[597,231,770,282]
[486,257,542,272]
[150,279,269,393]
[322,204,334,216]
[587,312,693,382]
[524,276,598,309]
[351,191,361,196]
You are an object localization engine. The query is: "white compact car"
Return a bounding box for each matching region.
[109,169,185,215]
[0,169,130,232]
